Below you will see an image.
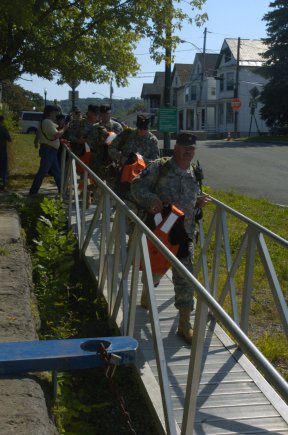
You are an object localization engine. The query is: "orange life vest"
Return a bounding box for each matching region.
[145,205,184,275]
[120,154,146,184]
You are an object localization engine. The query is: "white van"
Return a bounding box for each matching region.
[20,111,44,134]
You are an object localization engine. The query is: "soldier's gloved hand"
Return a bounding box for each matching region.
[148,198,163,214]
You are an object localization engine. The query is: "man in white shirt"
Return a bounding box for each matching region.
[29,105,69,196]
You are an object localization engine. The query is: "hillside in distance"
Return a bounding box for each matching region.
[56,97,144,118]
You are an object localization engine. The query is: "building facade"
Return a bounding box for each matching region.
[141,38,269,136]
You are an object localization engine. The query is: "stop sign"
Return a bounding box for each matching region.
[231,98,241,111]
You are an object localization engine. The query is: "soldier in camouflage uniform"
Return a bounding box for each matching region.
[108,113,159,197]
[99,105,123,135]
[130,132,210,343]
[86,123,110,178]
[67,105,100,156]
[108,114,159,166]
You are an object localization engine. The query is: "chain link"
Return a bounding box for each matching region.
[99,342,137,435]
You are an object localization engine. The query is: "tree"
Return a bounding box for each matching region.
[0,0,207,86]
[2,82,44,112]
[260,0,288,127]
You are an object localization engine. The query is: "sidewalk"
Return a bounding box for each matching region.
[0,208,58,434]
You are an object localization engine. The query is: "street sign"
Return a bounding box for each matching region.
[231,97,241,111]
[158,107,177,132]
[249,86,260,99]
[69,90,79,101]
[67,80,80,89]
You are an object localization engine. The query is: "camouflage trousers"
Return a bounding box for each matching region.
[142,240,195,311]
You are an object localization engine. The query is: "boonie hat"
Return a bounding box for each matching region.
[176,132,197,146]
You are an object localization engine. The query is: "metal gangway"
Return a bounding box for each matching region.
[60,147,288,434]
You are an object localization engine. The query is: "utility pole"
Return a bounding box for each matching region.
[109,79,113,110]
[197,27,207,130]
[233,37,240,138]
[163,0,172,150]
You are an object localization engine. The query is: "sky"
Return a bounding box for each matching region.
[16,0,271,102]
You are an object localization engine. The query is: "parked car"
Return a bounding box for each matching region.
[20,111,43,134]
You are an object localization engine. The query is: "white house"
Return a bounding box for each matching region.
[171,63,193,130]
[215,38,269,136]
[172,53,218,136]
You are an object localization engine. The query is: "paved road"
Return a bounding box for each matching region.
[159,139,288,206]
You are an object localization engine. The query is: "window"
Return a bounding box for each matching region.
[150,97,160,109]
[185,87,189,103]
[224,48,232,63]
[226,102,234,124]
[190,85,197,100]
[175,77,178,86]
[210,87,216,96]
[219,74,224,92]
[218,104,224,124]
[226,72,234,91]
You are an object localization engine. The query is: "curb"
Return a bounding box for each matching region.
[0,210,58,435]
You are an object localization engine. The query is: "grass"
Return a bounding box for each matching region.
[8,133,41,189]
[0,247,10,256]
[196,186,288,379]
[242,134,288,143]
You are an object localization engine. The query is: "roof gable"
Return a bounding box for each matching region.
[216,38,266,68]
[172,63,193,85]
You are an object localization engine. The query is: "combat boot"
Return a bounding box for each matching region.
[177,307,193,344]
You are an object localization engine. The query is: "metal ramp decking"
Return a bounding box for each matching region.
[71,206,288,435]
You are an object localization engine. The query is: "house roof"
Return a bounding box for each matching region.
[172,64,193,86]
[194,53,219,76]
[217,38,266,68]
[141,71,165,98]
[141,83,163,98]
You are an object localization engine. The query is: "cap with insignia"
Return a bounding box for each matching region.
[100,105,112,113]
[136,113,151,130]
[88,104,100,113]
[176,132,197,146]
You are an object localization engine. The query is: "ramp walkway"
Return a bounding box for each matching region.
[62,149,288,434]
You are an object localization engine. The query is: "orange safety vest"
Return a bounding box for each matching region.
[120,154,146,184]
[146,205,184,275]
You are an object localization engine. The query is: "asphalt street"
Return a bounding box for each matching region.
[159,139,288,206]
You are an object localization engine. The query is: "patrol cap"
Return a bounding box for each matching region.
[43,105,59,116]
[136,113,150,130]
[176,132,197,147]
[72,106,81,113]
[100,105,112,113]
[88,104,100,113]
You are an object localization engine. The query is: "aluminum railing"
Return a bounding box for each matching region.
[60,146,288,435]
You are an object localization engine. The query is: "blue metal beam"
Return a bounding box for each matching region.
[0,336,138,375]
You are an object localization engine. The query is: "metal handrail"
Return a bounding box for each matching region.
[60,146,288,434]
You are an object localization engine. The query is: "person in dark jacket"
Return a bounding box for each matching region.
[0,115,12,192]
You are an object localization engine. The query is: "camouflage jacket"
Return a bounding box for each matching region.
[66,118,95,143]
[130,157,200,238]
[108,129,159,165]
[100,119,123,135]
